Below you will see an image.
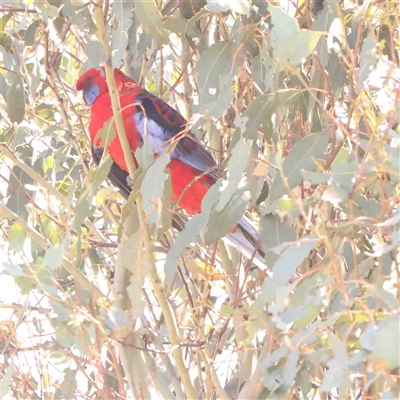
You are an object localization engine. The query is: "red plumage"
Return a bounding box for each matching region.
[76,67,266,269]
[76,67,216,214]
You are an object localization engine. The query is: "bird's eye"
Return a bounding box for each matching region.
[84,76,93,86]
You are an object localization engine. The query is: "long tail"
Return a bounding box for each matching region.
[223,214,267,270]
[93,147,266,268]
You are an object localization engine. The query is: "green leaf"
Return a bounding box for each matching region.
[94,118,116,149]
[119,192,141,238]
[0,12,12,51]
[321,161,359,204]
[343,193,381,219]
[360,323,377,351]
[252,48,275,92]
[111,1,132,67]
[95,187,116,207]
[61,1,79,25]
[320,335,351,392]
[85,41,107,68]
[118,230,150,318]
[204,188,251,244]
[44,155,55,173]
[301,170,331,184]
[220,304,234,317]
[73,198,94,230]
[24,20,39,46]
[217,138,252,210]
[14,275,34,295]
[119,231,141,274]
[185,8,208,36]
[268,131,329,203]
[68,5,96,34]
[290,273,325,331]
[35,0,60,19]
[0,73,9,100]
[206,0,250,15]
[36,103,56,121]
[2,262,25,276]
[0,12,12,31]
[359,30,378,84]
[164,214,209,284]
[140,153,170,220]
[0,362,15,398]
[136,133,156,172]
[135,0,169,44]
[370,315,400,370]
[6,74,25,124]
[259,234,318,304]
[200,177,247,244]
[91,153,113,192]
[44,246,64,269]
[363,287,398,308]
[163,17,188,34]
[271,235,317,287]
[243,90,300,140]
[57,368,77,400]
[195,42,234,116]
[270,6,324,66]
[9,223,26,252]
[282,350,299,386]
[40,216,58,245]
[260,213,296,252]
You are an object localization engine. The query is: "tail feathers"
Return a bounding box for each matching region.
[223,214,267,270]
[92,147,266,268]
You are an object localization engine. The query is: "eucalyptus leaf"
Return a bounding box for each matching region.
[6,73,25,123]
[195,42,234,115]
[1,262,25,276]
[164,214,209,284]
[44,246,64,269]
[9,223,26,252]
[243,90,300,140]
[24,20,39,46]
[259,234,318,304]
[57,368,77,400]
[268,131,329,203]
[85,40,107,68]
[206,0,250,15]
[135,0,169,44]
[73,198,94,230]
[370,315,400,370]
[140,153,170,220]
[0,72,9,100]
[111,1,132,67]
[260,213,296,252]
[270,6,324,66]
[320,335,351,392]
[204,188,250,244]
[217,138,252,210]
[0,362,15,398]
[118,230,148,317]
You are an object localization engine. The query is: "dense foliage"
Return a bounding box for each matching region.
[1,0,399,399]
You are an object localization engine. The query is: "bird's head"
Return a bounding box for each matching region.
[76,68,108,105]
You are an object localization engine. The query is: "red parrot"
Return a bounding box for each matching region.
[76,68,266,269]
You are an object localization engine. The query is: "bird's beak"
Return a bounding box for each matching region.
[76,90,86,106]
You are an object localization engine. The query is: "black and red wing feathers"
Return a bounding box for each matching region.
[113,68,218,180]
[137,94,219,180]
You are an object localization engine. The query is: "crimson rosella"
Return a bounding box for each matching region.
[76,67,266,269]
